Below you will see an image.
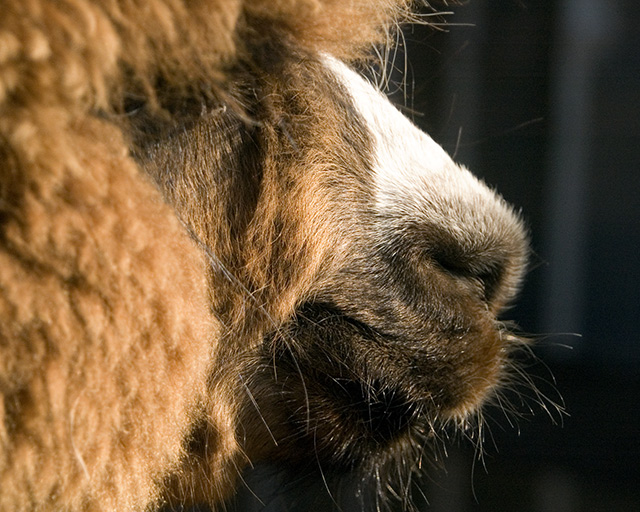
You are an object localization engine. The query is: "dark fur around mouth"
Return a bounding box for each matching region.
[240,304,424,473]
[276,305,423,446]
[241,297,502,476]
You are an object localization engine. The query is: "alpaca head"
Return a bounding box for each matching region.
[0,1,534,509]
[135,27,528,506]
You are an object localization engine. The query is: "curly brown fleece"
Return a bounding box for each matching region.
[0,1,412,510]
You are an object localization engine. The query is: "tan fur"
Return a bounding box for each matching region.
[0,1,414,510]
[0,114,221,510]
[139,56,376,504]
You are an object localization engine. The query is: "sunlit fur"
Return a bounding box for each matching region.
[0,1,555,511]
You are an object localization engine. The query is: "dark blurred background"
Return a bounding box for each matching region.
[226,1,640,510]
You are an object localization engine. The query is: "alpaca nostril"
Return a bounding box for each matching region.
[471,266,503,303]
[430,247,505,304]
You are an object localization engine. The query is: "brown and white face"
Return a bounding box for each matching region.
[136,47,528,503]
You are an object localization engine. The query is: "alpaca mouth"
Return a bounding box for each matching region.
[254,311,429,467]
[261,349,424,468]
[318,377,419,443]
[264,305,422,443]
[250,300,501,469]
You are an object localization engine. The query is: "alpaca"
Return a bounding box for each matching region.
[0,1,529,510]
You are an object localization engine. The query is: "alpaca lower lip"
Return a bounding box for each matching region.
[322,378,418,442]
[255,334,425,465]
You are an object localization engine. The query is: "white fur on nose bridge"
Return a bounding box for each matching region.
[324,56,507,236]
